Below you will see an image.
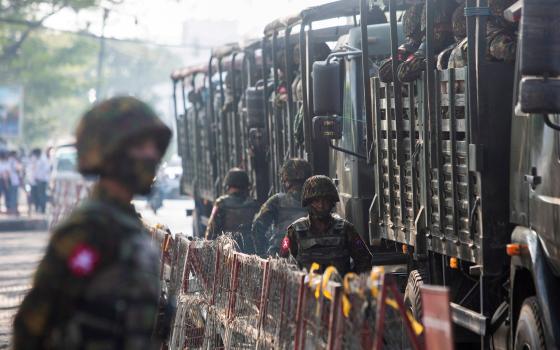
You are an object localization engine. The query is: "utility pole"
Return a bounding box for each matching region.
[95,8,110,101]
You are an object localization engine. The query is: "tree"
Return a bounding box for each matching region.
[0,31,97,146]
[0,1,182,147]
[0,1,104,61]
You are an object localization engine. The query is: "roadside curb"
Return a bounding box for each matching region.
[0,219,48,232]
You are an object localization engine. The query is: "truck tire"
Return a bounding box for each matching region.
[404,269,424,321]
[514,297,547,350]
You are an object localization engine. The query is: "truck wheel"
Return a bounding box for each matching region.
[514,297,546,350]
[404,269,424,321]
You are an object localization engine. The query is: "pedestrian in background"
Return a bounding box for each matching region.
[25,149,41,214]
[7,150,22,215]
[33,148,50,213]
[0,151,8,213]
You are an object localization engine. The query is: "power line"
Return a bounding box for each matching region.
[0,17,211,49]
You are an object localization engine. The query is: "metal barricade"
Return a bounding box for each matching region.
[181,239,219,348]
[337,274,377,350]
[258,259,305,350]
[48,177,92,228]
[298,266,341,350]
[165,238,427,350]
[372,273,423,350]
[169,235,190,298]
[225,253,267,348]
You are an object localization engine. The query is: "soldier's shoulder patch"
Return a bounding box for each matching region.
[279,236,291,256]
[67,243,100,277]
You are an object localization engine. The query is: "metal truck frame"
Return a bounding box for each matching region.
[171,0,560,348]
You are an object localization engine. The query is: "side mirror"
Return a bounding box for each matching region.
[312,60,343,139]
[519,0,560,77]
[518,0,560,113]
[312,60,342,116]
[519,77,560,114]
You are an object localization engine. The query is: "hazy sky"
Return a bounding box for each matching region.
[44,0,330,46]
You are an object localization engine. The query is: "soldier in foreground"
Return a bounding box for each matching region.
[252,159,312,256]
[279,175,372,276]
[205,168,259,253]
[12,96,171,349]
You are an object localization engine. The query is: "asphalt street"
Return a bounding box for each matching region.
[0,230,48,349]
[133,197,194,236]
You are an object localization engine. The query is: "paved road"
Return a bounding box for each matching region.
[134,198,194,236]
[0,230,49,349]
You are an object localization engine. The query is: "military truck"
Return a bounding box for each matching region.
[172,0,559,347]
[172,0,380,238]
[310,0,559,348]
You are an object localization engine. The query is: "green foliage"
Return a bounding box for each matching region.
[0,1,182,148]
[0,30,97,146]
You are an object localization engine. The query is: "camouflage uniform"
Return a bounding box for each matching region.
[279,175,372,276]
[446,0,516,69]
[205,168,259,254]
[291,42,330,148]
[397,0,457,82]
[252,159,312,256]
[13,97,172,350]
[438,2,467,70]
[222,70,242,114]
[378,3,424,82]
[291,74,305,148]
[486,14,516,63]
[293,105,305,148]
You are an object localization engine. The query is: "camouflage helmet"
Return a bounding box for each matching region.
[452,2,467,41]
[76,96,171,175]
[488,0,515,16]
[301,175,339,207]
[281,158,312,183]
[421,0,456,52]
[403,3,424,43]
[224,168,250,188]
[487,0,515,28]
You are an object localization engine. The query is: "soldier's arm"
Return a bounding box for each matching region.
[345,224,373,274]
[12,226,95,349]
[279,225,297,259]
[252,195,280,255]
[489,32,516,62]
[205,200,223,240]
